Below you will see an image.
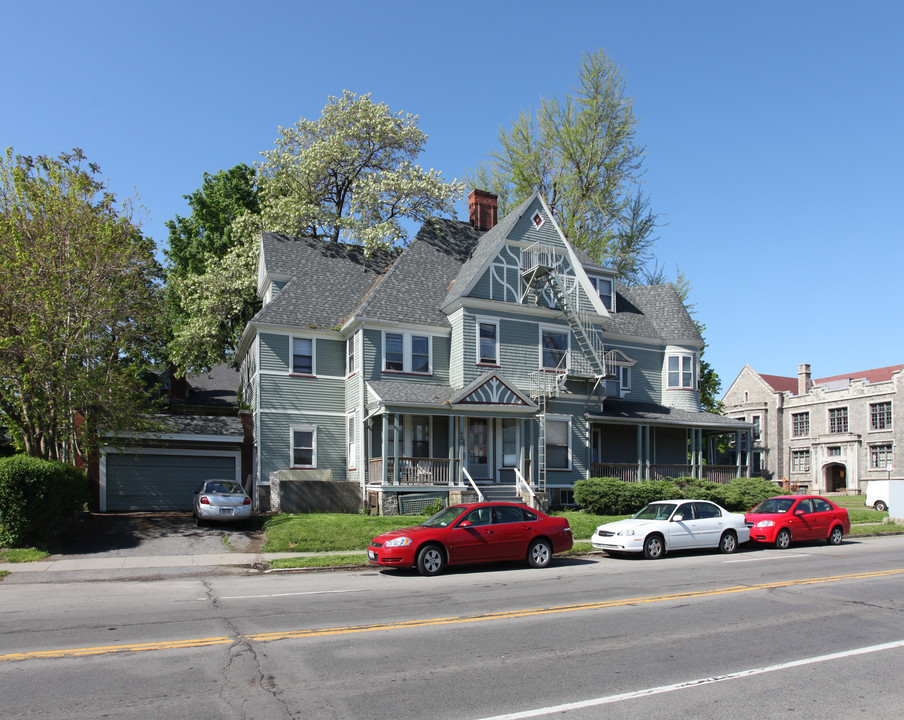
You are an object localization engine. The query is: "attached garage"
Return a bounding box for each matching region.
[99,415,246,512]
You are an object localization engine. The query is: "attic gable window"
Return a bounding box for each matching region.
[589,276,614,312]
[531,210,545,230]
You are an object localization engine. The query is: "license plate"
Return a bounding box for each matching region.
[219,508,233,516]
[368,549,377,560]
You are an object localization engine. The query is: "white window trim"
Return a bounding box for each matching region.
[476,318,500,366]
[290,336,316,376]
[347,412,357,470]
[666,353,696,390]
[382,331,432,375]
[545,415,572,471]
[589,275,616,313]
[539,325,570,371]
[290,425,317,469]
[346,336,356,377]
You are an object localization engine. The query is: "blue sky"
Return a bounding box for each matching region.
[3,0,902,392]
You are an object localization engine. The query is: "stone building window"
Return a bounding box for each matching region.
[870,443,893,469]
[829,407,848,434]
[791,449,810,472]
[791,412,809,437]
[871,402,892,431]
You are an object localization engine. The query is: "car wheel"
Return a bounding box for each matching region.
[719,531,738,554]
[643,534,665,560]
[416,544,446,577]
[875,501,888,512]
[827,526,844,545]
[527,539,552,568]
[775,528,791,550]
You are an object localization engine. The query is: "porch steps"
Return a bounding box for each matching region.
[478,485,522,504]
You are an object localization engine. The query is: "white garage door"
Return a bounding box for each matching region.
[104,453,239,511]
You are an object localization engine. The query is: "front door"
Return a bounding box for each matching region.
[497,418,519,485]
[467,418,491,480]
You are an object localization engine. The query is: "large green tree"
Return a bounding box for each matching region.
[467,50,657,280]
[164,163,260,277]
[167,91,462,373]
[0,148,163,462]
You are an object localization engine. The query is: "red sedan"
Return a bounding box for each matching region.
[745,495,851,549]
[368,502,573,576]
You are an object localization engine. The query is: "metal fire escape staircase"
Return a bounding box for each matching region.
[522,242,616,492]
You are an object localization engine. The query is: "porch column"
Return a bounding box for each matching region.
[689,428,696,478]
[746,431,753,477]
[736,431,742,477]
[645,425,651,480]
[636,425,643,480]
[392,413,400,484]
[448,415,455,486]
[381,414,389,485]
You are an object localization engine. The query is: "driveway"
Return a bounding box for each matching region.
[48,512,266,559]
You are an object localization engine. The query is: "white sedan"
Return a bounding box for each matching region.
[591,499,750,559]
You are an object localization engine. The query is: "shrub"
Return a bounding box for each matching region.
[574,475,779,516]
[574,478,682,515]
[421,497,446,516]
[0,455,89,548]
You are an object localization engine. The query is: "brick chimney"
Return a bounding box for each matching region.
[469,189,498,231]
[797,363,811,396]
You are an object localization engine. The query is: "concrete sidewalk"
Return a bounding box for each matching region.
[0,550,369,574]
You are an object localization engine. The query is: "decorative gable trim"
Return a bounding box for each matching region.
[452,372,536,408]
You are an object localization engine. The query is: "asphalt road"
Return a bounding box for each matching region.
[3,536,904,719]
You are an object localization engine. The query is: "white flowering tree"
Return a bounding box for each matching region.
[167,91,462,373]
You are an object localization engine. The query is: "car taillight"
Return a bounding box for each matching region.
[243,497,251,505]
[200,496,210,504]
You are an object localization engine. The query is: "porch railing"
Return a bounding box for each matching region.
[590,463,746,484]
[368,457,458,486]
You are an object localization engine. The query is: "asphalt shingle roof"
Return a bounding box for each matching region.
[253,233,398,329]
[588,400,750,429]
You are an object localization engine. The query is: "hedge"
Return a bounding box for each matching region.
[573,476,777,516]
[0,455,89,548]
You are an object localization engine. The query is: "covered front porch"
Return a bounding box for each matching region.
[363,374,541,513]
[587,400,755,485]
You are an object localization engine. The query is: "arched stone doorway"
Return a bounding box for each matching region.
[824,463,847,492]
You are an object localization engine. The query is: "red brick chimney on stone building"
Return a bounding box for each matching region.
[469,189,498,231]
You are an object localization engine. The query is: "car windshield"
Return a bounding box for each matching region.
[633,503,677,521]
[205,481,243,494]
[749,498,795,514]
[422,506,467,528]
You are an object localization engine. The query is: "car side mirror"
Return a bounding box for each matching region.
[672,514,684,522]
[458,520,473,528]
[794,509,805,516]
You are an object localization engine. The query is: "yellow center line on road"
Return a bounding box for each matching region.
[3,567,903,663]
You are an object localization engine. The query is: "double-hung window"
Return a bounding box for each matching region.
[346,337,355,376]
[545,417,571,470]
[292,338,314,375]
[667,354,694,389]
[477,320,499,365]
[589,276,614,311]
[292,427,316,468]
[384,332,431,374]
[541,328,569,370]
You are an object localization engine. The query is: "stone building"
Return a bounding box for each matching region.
[722,363,903,493]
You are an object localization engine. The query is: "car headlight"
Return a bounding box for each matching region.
[755,520,775,528]
[616,529,635,536]
[384,537,412,548]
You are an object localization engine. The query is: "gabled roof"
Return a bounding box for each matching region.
[252,233,398,330]
[353,218,483,327]
[759,374,799,394]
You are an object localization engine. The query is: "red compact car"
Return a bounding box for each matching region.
[745,495,851,549]
[368,502,573,576]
